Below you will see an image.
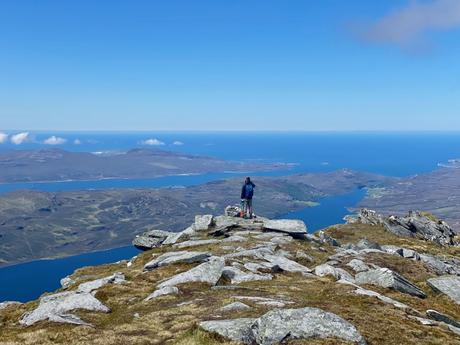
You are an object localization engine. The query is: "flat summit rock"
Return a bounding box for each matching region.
[263,219,307,236]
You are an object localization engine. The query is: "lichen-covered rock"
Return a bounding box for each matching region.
[157,256,225,289]
[144,251,211,270]
[251,307,367,345]
[20,291,110,326]
[427,276,460,304]
[419,254,460,276]
[347,259,370,273]
[355,268,426,298]
[132,229,173,250]
[199,318,256,342]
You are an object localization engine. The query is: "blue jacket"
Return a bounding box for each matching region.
[241,182,255,199]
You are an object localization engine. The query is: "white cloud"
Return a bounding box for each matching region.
[10,132,29,145]
[141,138,165,146]
[0,132,8,144]
[172,141,184,146]
[43,136,67,145]
[74,139,81,145]
[360,0,460,48]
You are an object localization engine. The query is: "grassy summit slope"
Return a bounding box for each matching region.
[1,220,459,345]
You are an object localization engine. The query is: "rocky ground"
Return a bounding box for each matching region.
[1,209,459,345]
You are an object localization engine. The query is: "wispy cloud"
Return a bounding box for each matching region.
[358,0,460,49]
[74,139,81,145]
[141,138,165,146]
[43,136,67,145]
[10,132,29,145]
[172,141,184,146]
[0,132,8,144]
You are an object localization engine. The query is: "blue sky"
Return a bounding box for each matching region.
[1,0,460,131]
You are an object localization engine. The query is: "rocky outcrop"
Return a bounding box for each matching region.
[132,229,175,250]
[157,256,225,289]
[0,301,21,310]
[314,263,355,282]
[355,268,426,298]
[427,276,460,303]
[222,266,273,284]
[144,251,211,271]
[200,307,366,345]
[260,254,313,276]
[352,209,456,246]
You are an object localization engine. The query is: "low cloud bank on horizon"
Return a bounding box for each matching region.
[141,138,165,146]
[358,0,460,49]
[43,136,67,145]
[0,132,8,144]
[10,132,30,145]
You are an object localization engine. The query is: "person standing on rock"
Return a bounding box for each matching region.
[241,177,256,218]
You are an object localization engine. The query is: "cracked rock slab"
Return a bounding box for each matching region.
[222,266,273,284]
[427,276,460,304]
[173,239,221,249]
[157,256,225,289]
[20,291,110,326]
[77,272,125,293]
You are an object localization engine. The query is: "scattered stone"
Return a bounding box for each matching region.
[220,302,251,312]
[233,296,293,308]
[427,276,460,304]
[381,245,404,256]
[355,268,426,298]
[162,226,195,245]
[133,229,173,250]
[347,259,370,273]
[410,316,438,326]
[157,256,225,289]
[133,312,140,318]
[224,245,276,260]
[355,238,382,251]
[263,219,307,237]
[174,239,221,249]
[222,266,273,284]
[426,309,460,328]
[145,286,180,301]
[144,251,211,270]
[194,215,214,231]
[77,272,125,293]
[223,235,246,243]
[419,254,460,276]
[20,291,110,326]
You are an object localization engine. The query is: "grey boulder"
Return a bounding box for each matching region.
[201,307,366,345]
[355,268,426,298]
[222,266,273,284]
[194,215,214,231]
[427,276,460,304]
[261,254,313,276]
[315,263,355,282]
[219,302,251,312]
[144,251,211,271]
[157,256,224,289]
[174,239,221,249]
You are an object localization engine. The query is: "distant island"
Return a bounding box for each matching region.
[0,148,288,183]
